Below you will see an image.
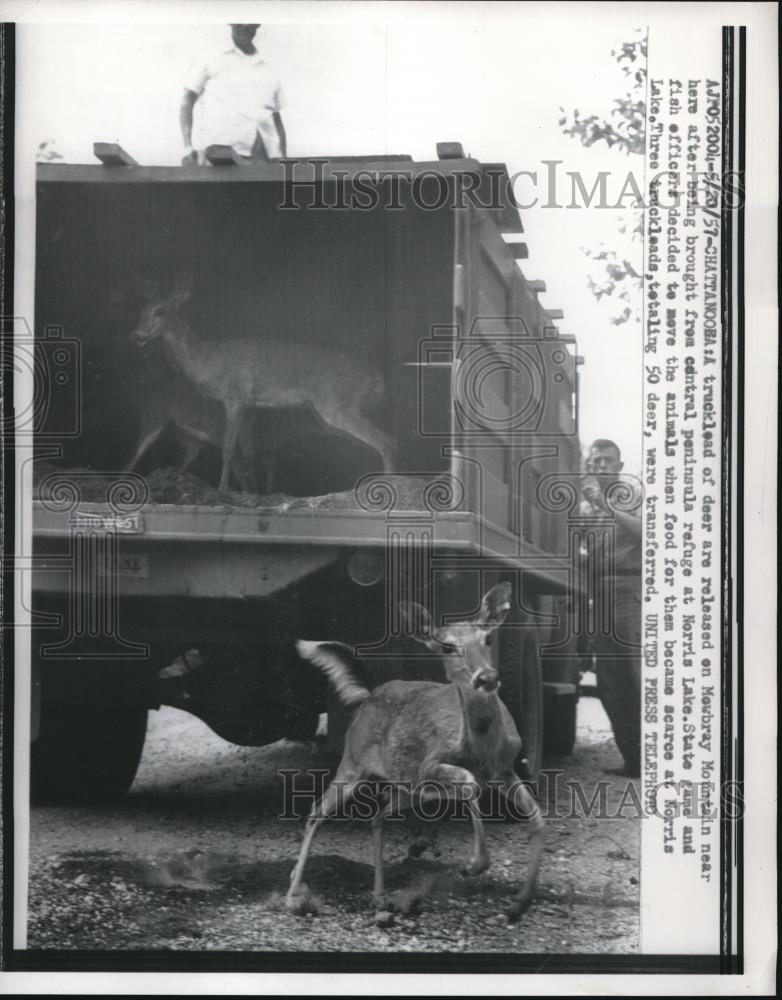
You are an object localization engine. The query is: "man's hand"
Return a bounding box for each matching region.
[181,145,198,166]
[582,477,607,512]
[582,475,642,538]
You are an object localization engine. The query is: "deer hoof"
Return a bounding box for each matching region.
[286,884,320,915]
[374,909,394,927]
[507,895,532,925]
[462,855,490,877]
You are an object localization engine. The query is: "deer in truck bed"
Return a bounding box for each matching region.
[289,582,544,924]
[130,276,396,492]
[124,369,258,491]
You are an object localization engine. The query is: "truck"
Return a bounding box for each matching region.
[29,143,583,803]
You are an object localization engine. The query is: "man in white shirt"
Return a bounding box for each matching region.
[180,24,287,163]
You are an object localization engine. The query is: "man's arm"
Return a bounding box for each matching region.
[582,482,642,538]
[180,88,199,162]
[272,110,287,159]
[613,508,642,539]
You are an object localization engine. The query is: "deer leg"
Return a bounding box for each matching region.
[219,401,247,492]
[422,763,489,877]
[124,425,163,472]
[314,404,396,474]
[497,769,544,923]
[234,422,258,493]
[286,777,356,906]
[371,809,386,908]
[173,429,204,473]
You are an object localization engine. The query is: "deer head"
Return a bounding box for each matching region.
[131,274,193,346]
[399,582,511,692]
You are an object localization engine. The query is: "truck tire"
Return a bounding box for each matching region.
[31,699,148,804]
[543,686,579,756]
[495,626,544,781]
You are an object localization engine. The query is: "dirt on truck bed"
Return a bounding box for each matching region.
[33,465,461,513]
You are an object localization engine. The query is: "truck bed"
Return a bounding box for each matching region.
[31,467,570,600]
[31,153,578,604]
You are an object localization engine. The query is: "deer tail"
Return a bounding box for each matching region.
[295,640,373,712]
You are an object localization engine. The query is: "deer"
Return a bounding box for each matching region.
[130,276,396,492]
[124,370,258,492]
[288,582,544,925]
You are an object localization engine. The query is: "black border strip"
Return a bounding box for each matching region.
[719,23,734,972]
[0,19,16,974]
[5,950,725,974]
[719,24,745,976]
[733,23,745,970]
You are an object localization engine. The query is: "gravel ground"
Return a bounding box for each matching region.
[26,696,639,953]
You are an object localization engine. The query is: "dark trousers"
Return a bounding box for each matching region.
[592,584,642,771]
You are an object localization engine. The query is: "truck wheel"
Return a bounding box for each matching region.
[31,699,148,804]
[496,626,544,781]
[543,686,579,756]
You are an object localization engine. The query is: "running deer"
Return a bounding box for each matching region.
[124,371,257,492]
[289,583,544,924]
[130,276,396,492]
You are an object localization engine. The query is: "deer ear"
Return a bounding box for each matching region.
[134,276,164,302]
[170,273,193,304]
[475,582,512,630]
[398,602,435,645]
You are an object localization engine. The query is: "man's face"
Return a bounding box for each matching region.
[588,446,622,476]
[230,24,259,49]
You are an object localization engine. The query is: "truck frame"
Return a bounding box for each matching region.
[29,145,583,802]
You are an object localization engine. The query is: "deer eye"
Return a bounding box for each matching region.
[440,643,458,655]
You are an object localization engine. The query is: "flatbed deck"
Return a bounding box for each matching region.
[32,499,571,599]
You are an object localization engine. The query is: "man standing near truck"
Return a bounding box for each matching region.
[580,439,642,777]
[180,24,287,164]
